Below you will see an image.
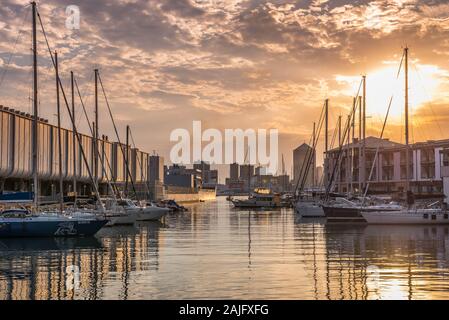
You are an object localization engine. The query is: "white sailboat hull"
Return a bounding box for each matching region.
[136,206,169,221]
[362,210,449,225]
[295,201,325,217]
[105,210,138,226]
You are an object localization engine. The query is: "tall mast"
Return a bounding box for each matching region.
[31,1,39,209]
[94,69,99,187]
[125,124,129,196]
[71,71,77,203]
[325,99,329,154]
[351,98,356,194]
[55,52,64,213]
[338,115,341,147]
[248,147,251,196]
[404,47,410,194]
[313,121,316,187]
[346,115,350,196]
[362,75,367,192]
[358,96,362,193]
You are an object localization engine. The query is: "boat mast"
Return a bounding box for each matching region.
[248,147,251,196]
[346,115,350,196]
[125,125,129,196]
[71,71,77,204]
[312,121,316,188]
[55,51,64,213]
[325,99,329,155]
[351,97,356,194]
[94,69,99,189]
[358,95,362,193]
[362,75,366,192]
[31,1,39,209]
[338,115,341,147]
[404,47,410,197]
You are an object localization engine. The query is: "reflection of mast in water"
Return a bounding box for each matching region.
[408,248,413,300]
[248,211,252,270]
[120,237,131,300]
[89,248,99,300]
[312,221,319,300]
[325,233,330,300]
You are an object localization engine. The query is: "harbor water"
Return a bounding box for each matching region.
[1,197,449,300]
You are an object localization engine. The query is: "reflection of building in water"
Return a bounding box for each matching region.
[0,224,161,300]
[294,222,449,300]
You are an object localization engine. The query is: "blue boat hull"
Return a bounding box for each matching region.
[0,220,108,238]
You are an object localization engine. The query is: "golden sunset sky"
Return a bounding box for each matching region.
[1,0,449,180]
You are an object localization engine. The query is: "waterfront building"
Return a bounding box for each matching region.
[149,155,165,200]
[194,161,218,186]
[0,105,149,198]
[164,164,201,189]
[325,136,449,198]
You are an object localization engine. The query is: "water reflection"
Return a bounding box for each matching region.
[1,198,449,299]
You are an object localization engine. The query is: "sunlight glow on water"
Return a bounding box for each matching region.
[1,197,449,300]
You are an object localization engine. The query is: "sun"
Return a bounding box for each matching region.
[336,62,443,123]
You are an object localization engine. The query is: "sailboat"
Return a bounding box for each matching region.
[294,105,327,218]
[0,2,108,237]
[361,47,449,225]
[321,74,406,222]
[92,73,169,222]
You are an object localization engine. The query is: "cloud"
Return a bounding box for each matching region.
[1,0,449,176]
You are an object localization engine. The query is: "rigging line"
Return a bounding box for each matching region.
[36,7,105,213]
[324,77,364,198]
[325,112,352,198]
[411,63,444,139]
[294,100,325,194]
[74,77,119,199]
[362,48,406,201]
[300,103,326,192]
[362,96,394,202]
[97,72,139,200]
[294,130,314,194]
[75,72,94,127]
[0,6,30,91]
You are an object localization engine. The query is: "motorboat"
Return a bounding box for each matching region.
[0,208,108,237]
[295,199,325,217]
[232,193,282,209]
[157,199,187,212]
[136,202,170,221]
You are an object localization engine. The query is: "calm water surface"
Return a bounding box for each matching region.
[1,197,449,300]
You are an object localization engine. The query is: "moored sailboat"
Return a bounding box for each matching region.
[0,2,109,237]
[360,47,449,225]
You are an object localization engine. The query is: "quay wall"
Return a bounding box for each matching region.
[165,188,216,203]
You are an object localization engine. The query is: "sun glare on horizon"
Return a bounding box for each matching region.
[336,61,444,124]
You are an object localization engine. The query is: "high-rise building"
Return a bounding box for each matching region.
[149,155,164,184]
[239,164,254,181]
[193,161,211,173]
[230,163,239,181]
[149,155,165,200]
[293,143,315,188]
